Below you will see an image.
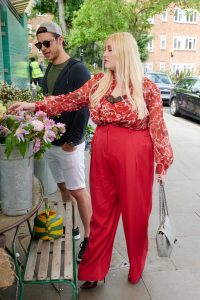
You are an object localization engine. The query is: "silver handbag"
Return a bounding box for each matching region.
[156,182,177,257]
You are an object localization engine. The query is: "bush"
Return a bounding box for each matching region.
[0,82,33,109]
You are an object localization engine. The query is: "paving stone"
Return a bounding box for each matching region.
[143,270,200,300]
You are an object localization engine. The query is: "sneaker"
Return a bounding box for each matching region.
[77,237,89,262]
[72,227,81,240]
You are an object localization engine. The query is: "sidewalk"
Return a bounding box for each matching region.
[1,113,200,300]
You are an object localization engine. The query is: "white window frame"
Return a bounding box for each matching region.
[172,63,195,74]
[160,35,166,50]
[144,63,153,73]
[147,39,154,52]
[27,24,32,34]
[173,36,197,51]
[160,63,166,72]
[174,8,198,24]
[162,10,168,22]
[28,43,32,52]
[148,16,154,24]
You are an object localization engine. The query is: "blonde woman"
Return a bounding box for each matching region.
[10,32,173,288]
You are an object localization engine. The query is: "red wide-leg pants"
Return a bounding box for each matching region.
[78,125,154,283]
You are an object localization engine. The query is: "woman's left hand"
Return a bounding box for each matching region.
[156,174,165,183]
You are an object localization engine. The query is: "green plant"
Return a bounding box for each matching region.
[0,82,33,109]
[85,124,95,151]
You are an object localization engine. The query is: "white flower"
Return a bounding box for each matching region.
[30,120,44,132]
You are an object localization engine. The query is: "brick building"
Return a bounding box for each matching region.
[27,13,53,62]
[144,7,200,76]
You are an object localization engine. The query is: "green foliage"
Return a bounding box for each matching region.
[68,0,131,47]
[0,82,33,109]
[85,123,95,151]
[170,69,194,83]
[69,41,103,69]
[29,0,84,29]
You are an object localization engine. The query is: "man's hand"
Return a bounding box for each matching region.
[8,102,36,114]
[62,143,77,152]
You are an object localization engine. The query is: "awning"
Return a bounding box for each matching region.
[10,0,36,14]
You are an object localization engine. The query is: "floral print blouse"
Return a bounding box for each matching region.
[35,73,173,174]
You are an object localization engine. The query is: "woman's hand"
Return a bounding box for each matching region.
[156,174,165,183]
[9,102,36,113]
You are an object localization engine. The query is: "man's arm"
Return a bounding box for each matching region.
[64,63,91,147]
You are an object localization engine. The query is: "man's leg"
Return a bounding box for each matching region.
[57,182,80,239]
[69,188,92,238]
[62,142,92,261]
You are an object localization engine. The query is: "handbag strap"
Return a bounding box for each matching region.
[159,182,169,224]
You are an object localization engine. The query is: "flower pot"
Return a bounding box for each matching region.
[34,156,57,196]
[0,142,33,216]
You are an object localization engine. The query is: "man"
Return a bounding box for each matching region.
[29,57,43,87]
[35,22,92,262]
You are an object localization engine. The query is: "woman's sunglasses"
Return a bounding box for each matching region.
[35,38,56,50]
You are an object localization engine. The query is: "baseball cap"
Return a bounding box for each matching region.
[36,22,63,36]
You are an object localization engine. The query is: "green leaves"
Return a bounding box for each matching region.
[68,0,131,48]
[19,142,27,158]
[5,135,14,159]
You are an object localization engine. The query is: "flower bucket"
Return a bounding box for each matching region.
[0,142,33,216]
[34,155,57,196]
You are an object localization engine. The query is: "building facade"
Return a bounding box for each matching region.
[144,7,200,76]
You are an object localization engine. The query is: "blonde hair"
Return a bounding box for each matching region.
[90,32,148,119]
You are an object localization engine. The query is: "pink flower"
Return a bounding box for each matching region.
[43,129,56,143]
[30,120,44,132]
[14,124,29,142]
[35,111,47,118]
[56,122,65,133]
[0,125,10,137]
[33,137,41,153]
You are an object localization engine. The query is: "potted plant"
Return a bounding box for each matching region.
[0,103,65,216]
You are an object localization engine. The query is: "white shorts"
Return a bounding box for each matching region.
[45,142,86,190]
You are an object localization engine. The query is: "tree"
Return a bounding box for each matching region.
[68,0,131,47]
[67,0,200,62]
[30,0,83,31]
[58,0,67,33]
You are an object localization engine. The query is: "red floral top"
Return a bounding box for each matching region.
[35,73,173,174]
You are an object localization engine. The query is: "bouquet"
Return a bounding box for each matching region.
[0,103,65,159]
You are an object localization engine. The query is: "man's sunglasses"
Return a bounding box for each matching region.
[35,38,56,50]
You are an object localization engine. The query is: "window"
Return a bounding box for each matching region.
[27,24,32,34]
[173,36,197,51]
[36,12,47,17]
[174,8,198,24]
[192,80,200,91]
[160,63,166,72]
[162,10,168,22]
[160,35,166,50]
[28,43,32,52]
[176,78,197,89]
[147,39,154,52]
[172,63,195,74]
[144,63,153,73]
[148,17,154,24]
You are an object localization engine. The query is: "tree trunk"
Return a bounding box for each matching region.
[58,0,67,33]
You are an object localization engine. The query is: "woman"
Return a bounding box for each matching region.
[10,32,173,288]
